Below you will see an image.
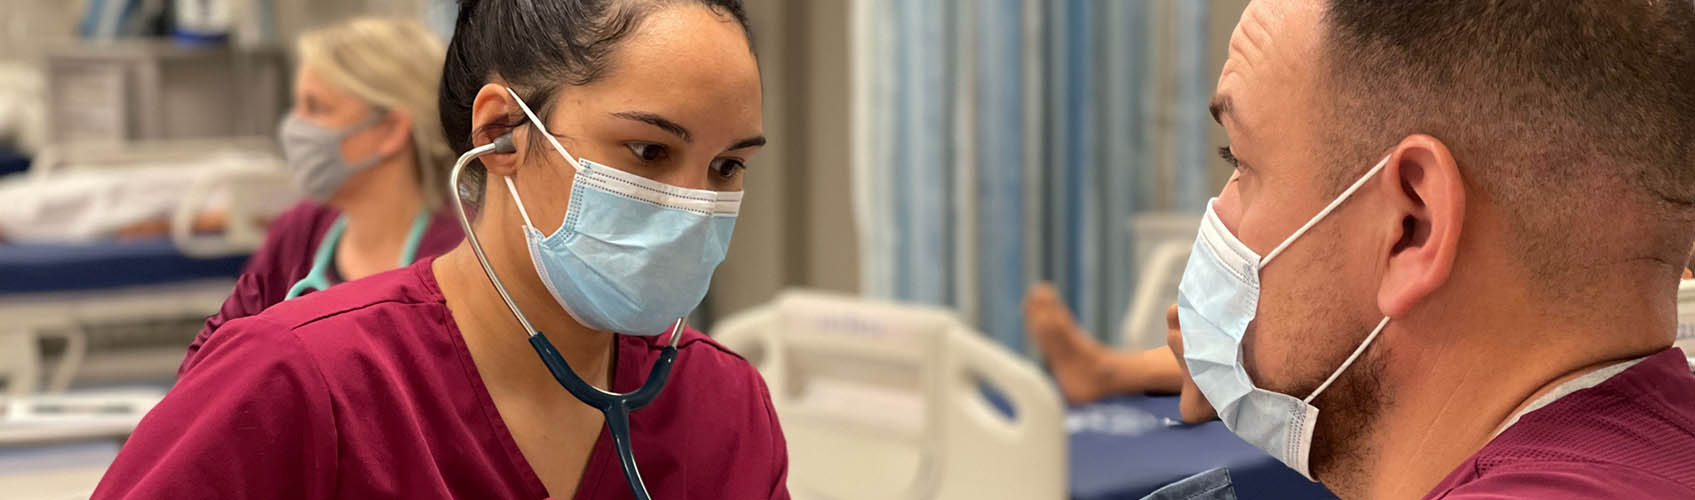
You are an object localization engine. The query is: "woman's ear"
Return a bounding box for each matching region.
[470,82,522,176]
[376,109,413,158]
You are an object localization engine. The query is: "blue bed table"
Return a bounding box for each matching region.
[1068,395,1339,500]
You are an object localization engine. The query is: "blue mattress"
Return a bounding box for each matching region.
[0,239,248,295]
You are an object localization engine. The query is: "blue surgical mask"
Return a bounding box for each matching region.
[1177,156,1392,480]
[501,88,739,335]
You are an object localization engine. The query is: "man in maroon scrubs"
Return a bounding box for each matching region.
[1169,0,1695,498]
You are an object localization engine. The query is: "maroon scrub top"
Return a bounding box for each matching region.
[179,201,463,376]
[1424,348,1695,499]
[96,258,790,499]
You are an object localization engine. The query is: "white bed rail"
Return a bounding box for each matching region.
[714,291,1066,500]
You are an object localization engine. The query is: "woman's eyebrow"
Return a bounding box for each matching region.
[611,111,691,143]
[728,136,766,151]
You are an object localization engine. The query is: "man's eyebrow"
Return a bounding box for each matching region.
[612,111,691,143]
[1209,94,1233,126]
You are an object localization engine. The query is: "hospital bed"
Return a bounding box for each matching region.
[0,138,290,394]
[0,139,282,498]
[714,291,1067,500]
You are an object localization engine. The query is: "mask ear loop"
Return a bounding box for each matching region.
[503,177,538,231]
[500,86,579,235]
[1261,156,1393,266]
[1304,316,1390,403]
[505,87,584,171]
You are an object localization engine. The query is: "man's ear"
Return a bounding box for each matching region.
[470,83,522,177]
[1378,134,1465,317]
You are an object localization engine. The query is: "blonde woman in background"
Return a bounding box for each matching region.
[177,18,464,375]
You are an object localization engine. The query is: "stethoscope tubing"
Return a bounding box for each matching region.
[450,138,683,500]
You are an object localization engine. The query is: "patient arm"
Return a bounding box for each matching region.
[112,210,247,240]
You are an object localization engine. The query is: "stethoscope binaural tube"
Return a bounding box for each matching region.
[449,135,684,500]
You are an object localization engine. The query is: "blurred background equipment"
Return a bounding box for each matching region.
[1,1,305,497]
[1,138,290,388]
[715,291,1065,500]
[1118,213,1200,351]
[43,42,285,144]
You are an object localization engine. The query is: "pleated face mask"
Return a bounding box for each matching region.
[502,87,740,335]
[1177,156,1392,480]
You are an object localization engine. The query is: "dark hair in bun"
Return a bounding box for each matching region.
[438,0,753,156]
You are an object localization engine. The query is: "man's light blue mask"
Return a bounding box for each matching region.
[502,88,739,335]
[1177,156,1392,480]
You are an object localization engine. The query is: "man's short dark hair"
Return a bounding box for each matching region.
[1319,0,1695,292]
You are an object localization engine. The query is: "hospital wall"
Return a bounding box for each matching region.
[711,0,862,324]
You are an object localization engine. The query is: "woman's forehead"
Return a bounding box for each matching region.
[563,6,764,139]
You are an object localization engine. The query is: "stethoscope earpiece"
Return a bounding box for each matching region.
[492,133,516,154]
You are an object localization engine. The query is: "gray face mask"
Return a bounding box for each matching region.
[278,112,385,202]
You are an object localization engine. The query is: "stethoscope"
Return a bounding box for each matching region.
[285,211,432,300]
[450,134,683,500]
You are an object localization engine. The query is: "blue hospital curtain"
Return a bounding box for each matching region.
[853,0,1217,352]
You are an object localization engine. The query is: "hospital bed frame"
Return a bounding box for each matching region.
[1118,213,1201,350]
[714,291,1066,500]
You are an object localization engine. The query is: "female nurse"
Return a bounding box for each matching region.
[97,0,786,499]
[177,18,464,375]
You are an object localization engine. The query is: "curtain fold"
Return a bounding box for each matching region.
[855,0,1216,352]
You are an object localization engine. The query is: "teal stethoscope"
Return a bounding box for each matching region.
[450,134,682,500]
[284,211,432,300]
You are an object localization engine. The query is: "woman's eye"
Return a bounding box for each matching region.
[1217,146,1241,169]
[711,158,747,180]
[626,143,670,163]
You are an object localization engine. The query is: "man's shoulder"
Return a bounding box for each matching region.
[1430,461,1695,499]
[1430,349,1695,498]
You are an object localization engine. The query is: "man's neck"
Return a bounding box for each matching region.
[1338,306,1672,499]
